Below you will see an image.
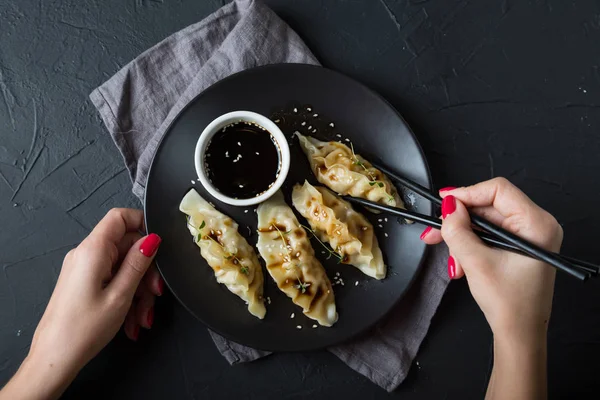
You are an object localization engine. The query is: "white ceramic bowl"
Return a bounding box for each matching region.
[194,111,290,206]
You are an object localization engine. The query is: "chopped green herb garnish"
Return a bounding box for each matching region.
[300,224,343,263]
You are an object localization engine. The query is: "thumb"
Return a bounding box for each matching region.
[441,196,491,273]
[110,233,162,299]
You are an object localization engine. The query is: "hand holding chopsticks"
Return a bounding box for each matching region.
[346,165,599,281]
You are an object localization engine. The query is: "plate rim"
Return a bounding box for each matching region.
[143,63,433,351]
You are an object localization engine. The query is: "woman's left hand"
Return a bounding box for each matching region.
[1,208,163,400]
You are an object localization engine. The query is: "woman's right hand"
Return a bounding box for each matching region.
[421,177,562,344]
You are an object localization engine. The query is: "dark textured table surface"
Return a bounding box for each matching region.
[1,0,600,398]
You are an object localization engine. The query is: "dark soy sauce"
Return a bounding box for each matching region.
[205,121,280,199]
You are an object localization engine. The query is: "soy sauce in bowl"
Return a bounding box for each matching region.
[204,121,281,199]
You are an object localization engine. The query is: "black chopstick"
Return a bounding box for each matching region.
[343,196,595,280]
[372,163,592,281]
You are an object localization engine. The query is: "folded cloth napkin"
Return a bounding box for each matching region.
[90,0,450,391]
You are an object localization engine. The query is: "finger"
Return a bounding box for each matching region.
[124,304,140,342]
[439,178,538,220]
[135,285,156,329]
[419,226,443,245]
[110,234,162,300]
[440,196,494,271]
[115,232,144,262]
[448,253,465,280]
[88,208,144,245]
[143,265,164,296]
[470,206,506,227]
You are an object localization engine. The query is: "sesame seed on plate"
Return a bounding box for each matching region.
[378,224,383,228]
[256,152,260,155]
[225,151,229,157]
[191,180,195,184]
[307,107,312,112]
[274,119,281,123]
[301,121,306,126]
[296,325,302,329]
[336,272,340,276]
[293,108,298,113]
[308,125,312,130]
[384,218,388,222]
[237,142,241,146]
[313,113,318,117]
[355,281,359,286]
[384,233,389,237]
[330,123,335,128]
[312,324,318,328]
[344,138,350,142]
[312,129,317,133]
[378,219,383,222]
[336,134,342,138]
[267,297,271,304]
[244,209,249,213]
[290,313,295,319]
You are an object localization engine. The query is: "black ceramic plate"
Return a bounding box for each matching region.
[144,64,432,352]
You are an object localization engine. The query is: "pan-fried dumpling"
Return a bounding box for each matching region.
[257,191,337,327]
[292,181,386,280]
[295,132,404,209]
[180,189,266,319]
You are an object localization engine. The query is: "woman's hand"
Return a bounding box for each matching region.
[421,177,562,400]
[1,208,163,400]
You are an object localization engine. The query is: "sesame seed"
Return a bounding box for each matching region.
[321,251,326,254]
[327,290,330,294]
[256,152,260,155]
[384,233,389,237]
[378,224,383,228]
[336,134,342,138]
[239,184,244,188]
[336,272,340,276]
[244,209,249,213]
[191,180,195,184]
[301,121,306,126]
[295,252,300,257]
[384,218,388,222]
[378,219,383,222]
[293,108,298,113]
[312,324,318,328]
[308,125,312,130]
[355,281,359,286]
[307,107,312,112]
[290,313,295,318]
[237,142,241,146]
[296,325,302,329]
[330,123,335,128]
[267,296,271,304]
[312,129,317,133]
[313,113,318,117]
[225,151,229,157]
[274,119,281,123]
[344,138,350,142]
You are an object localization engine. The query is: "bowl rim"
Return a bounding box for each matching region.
[194,110,291,206]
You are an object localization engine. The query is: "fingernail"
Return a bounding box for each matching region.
[448,256,456,279]
[419,226,432,240]
[439,186,457,193]
[132,325,139,341]
[441,195,456,218]
[147,307,154,328]
[157,277,164,296]
[140,233,162,257]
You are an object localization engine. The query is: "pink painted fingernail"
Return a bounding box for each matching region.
[420,226,432,240]
[132,325,139,341]
[439,186,457,193]
[441,195,456,218]
[448,256,456,279]
[140,233,162,257]
[147,307,154,328]
[157,277,165,296]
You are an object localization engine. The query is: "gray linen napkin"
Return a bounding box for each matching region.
[90,0,450,391]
